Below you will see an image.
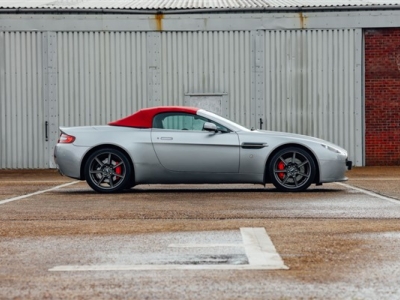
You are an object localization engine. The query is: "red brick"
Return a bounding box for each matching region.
[365,28,400,165]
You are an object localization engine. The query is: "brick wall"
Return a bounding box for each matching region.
[365,28,400,165]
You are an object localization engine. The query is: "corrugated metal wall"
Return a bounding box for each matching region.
[58,31,253,126]
[159,31,253,126]
[0,32,46,168]
[57,32,149,126]
[261,29,363,165]
[0,28,363,168]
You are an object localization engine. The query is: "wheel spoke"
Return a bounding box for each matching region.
[97,175,106,185]
[274,169,287,173]
[113,162,124,169]
[110,171,125,179]
[298,172,310,178]
[278,156,287,166]
[90,170,102,174]
[298,161,309,168]
[95,157,104,166]
[282,175,291,185]
[108,175,114,188]
[293,176,299,187]
[114,173,125,179]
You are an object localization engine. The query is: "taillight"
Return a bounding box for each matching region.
[58,133,75,144]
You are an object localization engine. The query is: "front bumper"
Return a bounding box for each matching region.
[319,155,351,183]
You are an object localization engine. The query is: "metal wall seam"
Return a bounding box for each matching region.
[20,33,26,168]
[14,32,21,168]
[0,31,5,168]
[33,31,41,168]
[353,29,363,166]
[10,32,16,168]
[357,29,365,166]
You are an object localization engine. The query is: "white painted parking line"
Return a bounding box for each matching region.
[0,181,73,183]
[49,227,289,271]
[0,181,79,205]
[336,182,400,205]
[168,243,241,248]
[240,227,287,267]
[49,264,285,271]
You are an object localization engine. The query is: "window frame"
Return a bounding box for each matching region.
[152,112,231,133]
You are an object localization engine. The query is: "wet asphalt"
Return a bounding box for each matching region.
[1,167,400,299]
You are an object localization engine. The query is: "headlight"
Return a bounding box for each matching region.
[321,144,345,155]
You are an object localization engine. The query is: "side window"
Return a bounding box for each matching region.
[153,113,229,132]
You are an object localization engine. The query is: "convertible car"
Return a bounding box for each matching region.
[54,106,352,193]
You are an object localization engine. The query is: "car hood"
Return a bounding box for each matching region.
[256,129,322,140]
[250,129,346,151]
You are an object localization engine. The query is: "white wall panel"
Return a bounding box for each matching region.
[159,31,253,127]
[262,29,363,165]
[57,31,148,127]
[0,32,45,168]
[57,30,253,126]
[0,28,363,168]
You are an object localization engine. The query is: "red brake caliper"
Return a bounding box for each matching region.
[115,163,122,181]
[277,161,285,180]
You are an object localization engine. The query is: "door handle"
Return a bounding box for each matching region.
[160,137,173,140]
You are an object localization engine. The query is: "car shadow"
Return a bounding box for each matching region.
[60,187,344,194]
[128,188,343,194]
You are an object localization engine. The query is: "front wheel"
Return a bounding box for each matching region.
[84,148,132,193]
[268,147,316,192]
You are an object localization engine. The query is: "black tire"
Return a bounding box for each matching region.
[84,148,132,193]
[268,147,316,192]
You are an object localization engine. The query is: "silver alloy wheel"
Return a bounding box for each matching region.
[269,147,316,192]
[84,148,131,193]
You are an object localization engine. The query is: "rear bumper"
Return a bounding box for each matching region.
[54,144,89,179]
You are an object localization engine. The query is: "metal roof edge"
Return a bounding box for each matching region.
[161,5,400,14]
[0,8,155,14]
[1,5,400,15]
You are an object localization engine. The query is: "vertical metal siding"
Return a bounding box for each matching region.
[263,29,362,165]
[159,31,253,127]
[0,28,362,168]
[58,31,253,127]
[57,32,148,127]
[0,32,45,169]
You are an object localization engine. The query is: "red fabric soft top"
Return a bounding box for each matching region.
[108,106,199,128]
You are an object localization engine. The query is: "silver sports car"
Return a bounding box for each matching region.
[54,106,352,193]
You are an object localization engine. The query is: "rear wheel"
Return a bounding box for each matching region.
[268,147,316,192]
[84,148,132,193]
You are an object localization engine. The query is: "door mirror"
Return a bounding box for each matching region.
[203,122,217,132]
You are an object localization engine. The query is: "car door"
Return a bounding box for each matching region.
[151,113,240,173]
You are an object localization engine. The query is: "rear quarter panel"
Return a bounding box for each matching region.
[58,126,158,179]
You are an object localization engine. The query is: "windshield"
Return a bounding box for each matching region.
[198,110,250,132]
